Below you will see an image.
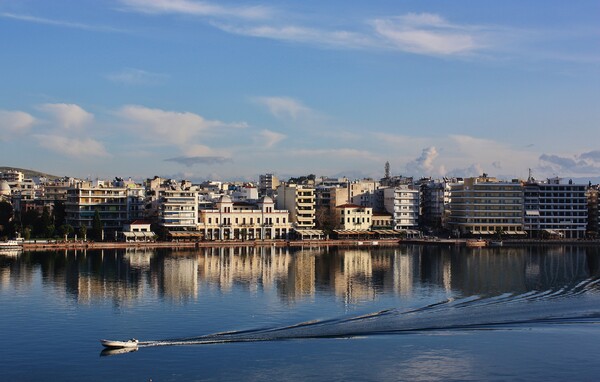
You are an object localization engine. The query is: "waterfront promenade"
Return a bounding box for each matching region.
[21,237,600,252]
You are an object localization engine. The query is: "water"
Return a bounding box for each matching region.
[1,245,600,381]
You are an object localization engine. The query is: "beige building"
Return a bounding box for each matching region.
[276,184,315,229]
[448,175,525,236]
[66,186,129,233]
[335,203,373,230]
[199,195,292,240]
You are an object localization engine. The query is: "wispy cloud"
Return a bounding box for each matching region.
[254,96,313,120]
[164,156,231,166]
[0,110,36,138]
[106,68,169,85]
[258,129,286,148]
[370,13,479,55]
[0,12,124,33]
[118,0,272,20]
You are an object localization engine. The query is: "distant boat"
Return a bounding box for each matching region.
[100,339,139,349]
[489,241,503,247]
[0,239,23,249]
[466,239,488,248]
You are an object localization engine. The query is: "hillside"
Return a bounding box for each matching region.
[0,166,60,180]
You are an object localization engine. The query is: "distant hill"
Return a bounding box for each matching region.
[0,166,60,180]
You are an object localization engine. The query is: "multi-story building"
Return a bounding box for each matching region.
[524,178,588,239]
[382,186,420,230]
[334,204,373,230]
[199,195,292,240]
[158,187,199,231]
[588,185,599,235]
[419,179,445,230]
[276,184,315,229]
[65,186,129,234]
[448,175,524,236]
[259,173,280,197]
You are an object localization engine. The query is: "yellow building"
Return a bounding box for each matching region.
[335,203,373,230]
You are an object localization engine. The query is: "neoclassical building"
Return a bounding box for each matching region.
[198,195,292,240]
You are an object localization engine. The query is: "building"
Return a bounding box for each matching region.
[334,204,373,230]
[65,185,129,235]
[198,195,292,240]
[382,186,420,230]
[276,184,315,229]
[524,178,588,239]
[448,175,525,236]
[587,185,599,236]
[259,173,280,197]
[158,187,199,231]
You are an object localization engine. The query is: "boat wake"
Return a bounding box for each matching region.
[131,278,600,350]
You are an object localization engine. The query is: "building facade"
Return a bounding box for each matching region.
[382,186,420,230]
[334,204,373,230]
[276,184,316,229]
[448,175,525,236]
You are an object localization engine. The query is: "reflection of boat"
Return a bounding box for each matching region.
[0,248,22,257]
[466,239,487,248]
[100,347,138,357]
[100,339,139,348]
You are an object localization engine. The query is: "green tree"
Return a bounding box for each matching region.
[53,201,66,227]
[78,225,87,241]
[0,201,15,238]
[59,224,74,239]
[92,209,103,241]
[23,226,32,241]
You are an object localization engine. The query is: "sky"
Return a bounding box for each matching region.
[1,0,599,183]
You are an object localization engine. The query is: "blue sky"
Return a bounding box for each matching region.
[1,0,599,182]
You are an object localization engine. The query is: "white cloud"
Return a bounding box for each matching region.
[371,15,478,55]
[258,129,286,148]
[118,0,272,20]
[539,151,600,175]
[0,110,36,138]
[106,68,168,85]
[0,12,124,33]
[38,103,94,130]
[406,146,439,176]
[288,148,381,162]
[255,96,313,120]
[34,135,108,158]
[118,105,246,147]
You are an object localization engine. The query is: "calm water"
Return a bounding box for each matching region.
[1,245,600,381]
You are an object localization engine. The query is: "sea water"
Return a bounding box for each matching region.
[1,245,599,381]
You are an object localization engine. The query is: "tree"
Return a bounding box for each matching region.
[78,225,87,241]
[315,206,338,235]
[92,209,103,241]
[0,201,15,238]
[59,224,74,239]
[53,201,66,227]
[23,227,32,241]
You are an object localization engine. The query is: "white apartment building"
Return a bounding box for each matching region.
[158,188,199,231]
[259,173,279,197]
[448,175,524,236]
[276,184,316,229]
[383,186,420,230]
[524,178,588,239]
[199,195,292,240]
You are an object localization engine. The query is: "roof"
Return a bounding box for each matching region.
[129,220,152,225]
[335,203,368,209]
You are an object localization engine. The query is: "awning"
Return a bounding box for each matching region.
[294,229,324,237]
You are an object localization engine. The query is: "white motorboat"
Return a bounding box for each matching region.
[0,239,23,250]
[100,339,139,348]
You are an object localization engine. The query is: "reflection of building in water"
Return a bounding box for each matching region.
[77,273,143,305]
[124,248,156,269]
[333,250,375,303]
[198,246,291,293]
[160,257,198,301]
[287,252,315,299]
[392,247,417,296]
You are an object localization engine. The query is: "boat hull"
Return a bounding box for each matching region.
[100,339,139,348]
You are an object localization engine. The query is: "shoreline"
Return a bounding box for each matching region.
[19,238,600,251]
